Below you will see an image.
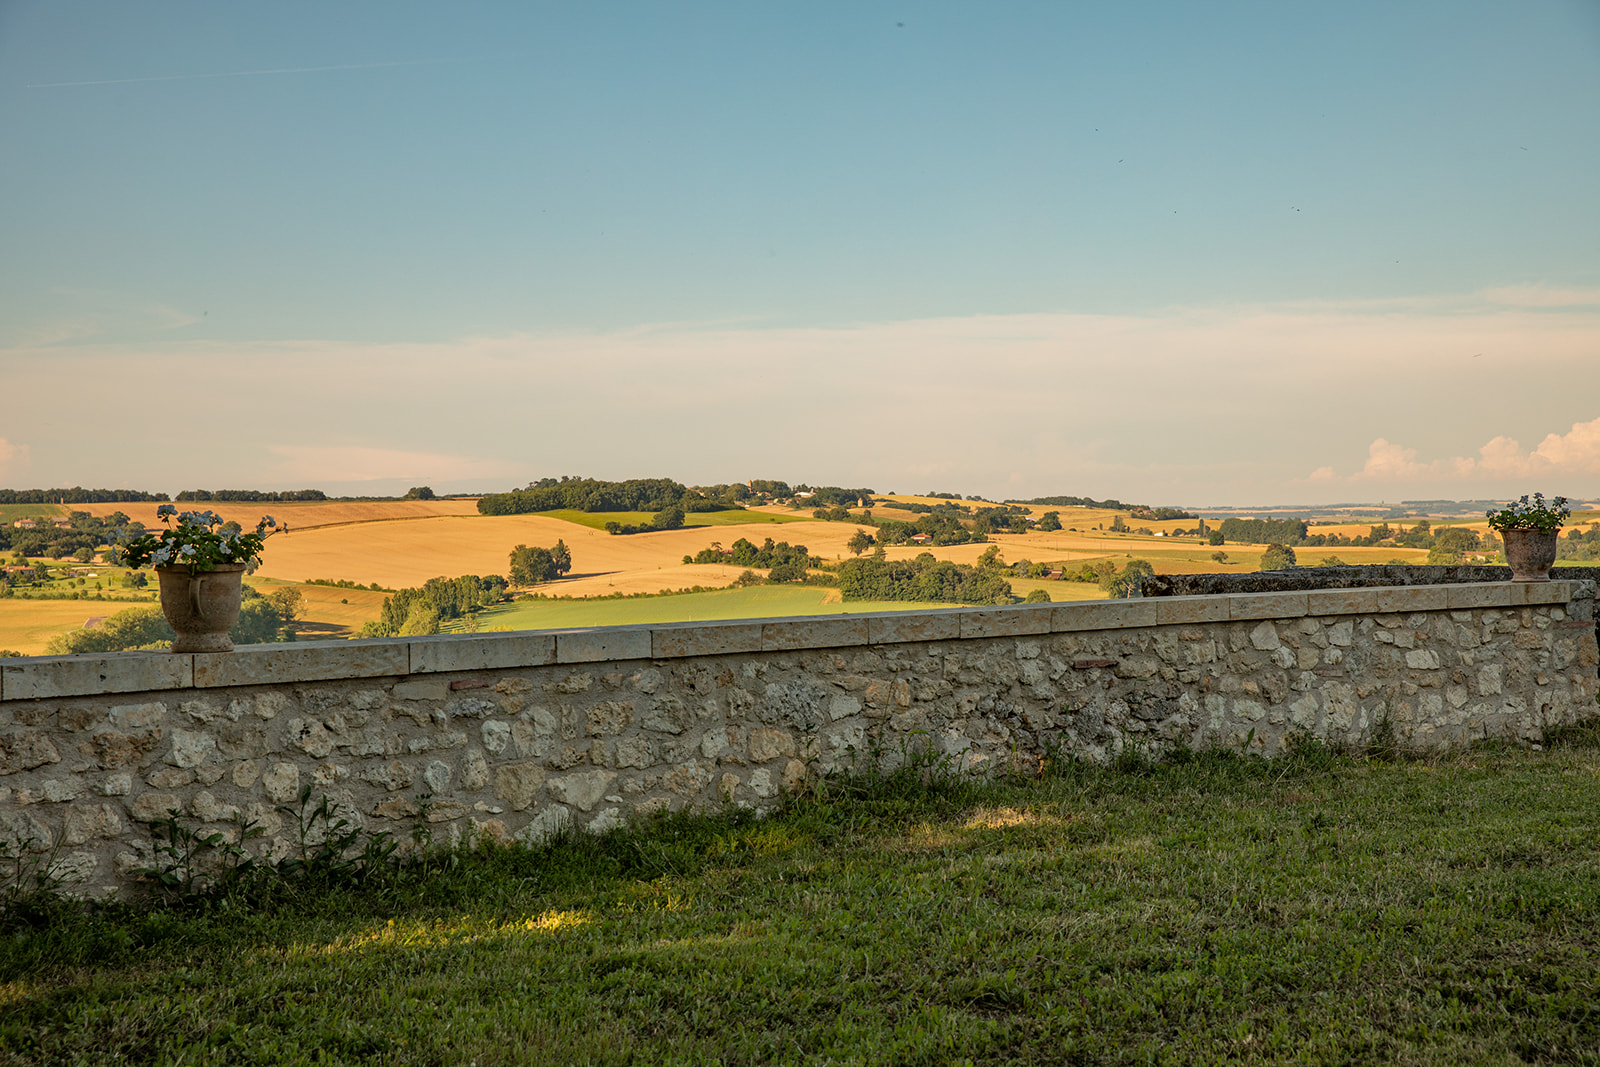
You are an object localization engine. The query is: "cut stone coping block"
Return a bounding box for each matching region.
[0,581,1583,702]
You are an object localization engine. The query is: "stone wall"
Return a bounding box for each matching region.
[2,581,1595,899]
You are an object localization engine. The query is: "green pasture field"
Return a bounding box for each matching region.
[0,504,65,522]
[7,734,1600,1064]
[1006,578,1105,601]
[454,585,955,631]
[539,509,806,532]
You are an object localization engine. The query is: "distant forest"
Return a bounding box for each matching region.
[0,488,168,504]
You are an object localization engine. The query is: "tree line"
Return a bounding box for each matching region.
[836,552,1013,605]
[0,488,168,504]
[175,489,328,502]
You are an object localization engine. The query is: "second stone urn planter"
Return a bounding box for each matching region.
[1500,528,1559,582]
[156,563,247,651]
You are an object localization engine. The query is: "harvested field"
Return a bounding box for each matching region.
[0,600,141,656]
[469,585,955,631]
[73,498,480,530]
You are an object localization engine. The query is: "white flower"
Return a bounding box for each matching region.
[153,547,172,565]
[179,545,197,557]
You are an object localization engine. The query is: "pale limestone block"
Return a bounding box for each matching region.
[461,750,490,791]
[1380,586,1449,613]
[98,773,132,796]
[761,617,869,652]
[63,804,121,845]
[718,772,742,801]
[407,633,555,674]
[514,805,571,845]
[284,718,336,759]
[262,762,300,803]
[392,679,449,702]
[358,760,413,792]
[748,767,778,798]
[1250,622,1281,651]
[47,852,96,884]
[0,730,61,774]
[145,767,193,789]
[1524,581,1575,606]
[129,792,184,822]
[493,763,547,811]
[425,801,470,823]
[193,640,408,689]
[1229,593,1309,621]
[867,611,959,645]
[1154,596,1230,625]
[166,728,218,768]
[1305,589,1381,617]
[586,702,633,736]
[749,728,796,762]
[545,673,593,695]
[613,737,654,769]
[1447,584,1517,610]
[1326,620,1354,648]
[422,760,452,794]
[39,777,85,802]
[547,769,616,811]
[1290,694,1319,728]
[1055,600,1158,632]
[781,758,808,793]
[2,653,190,702]
[108,703,166,730]
[252,692,292,719]
[190,791,238,823]
[958,606,1053,639]
[651,622,763,659]
[555,629,650,664]
[180,699,232,724]
[660,760,715,798]
[481,720,512,754]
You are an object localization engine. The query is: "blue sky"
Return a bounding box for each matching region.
[2,1,1598,504]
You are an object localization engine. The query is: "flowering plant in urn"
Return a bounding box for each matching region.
[1485,494,1570,533]
[1486,494,1568,582]
[121,506,285,575]
[120,507,288,651]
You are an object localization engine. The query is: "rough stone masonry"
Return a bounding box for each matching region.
[2,580,1595,898]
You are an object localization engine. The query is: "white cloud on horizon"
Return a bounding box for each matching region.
[1308,417,1600,490]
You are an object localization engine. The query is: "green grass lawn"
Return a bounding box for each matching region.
[455,584,956,631]
[540,509,807,532]
[6,734,1600,1065]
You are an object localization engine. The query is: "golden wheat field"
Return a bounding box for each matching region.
[3,495,1538,654]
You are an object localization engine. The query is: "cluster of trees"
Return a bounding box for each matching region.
[362,575,509,637]
[175,489,327,502]
[0,510,142,563]
[837,552,1013,605]
[42,586,295,654]
[1218,518,1310,545]
[1558,524,1600,561]
[403,486,435,500]
[684,537,813,581]
[876,512,986,546]
[477,477,735,516]
[605,506,685,535]
[1130,506,1196,521]
[1060,558,1155,597]
[804,486,876,507]
[1009,493,1132,510]
[0,488,168,504]
[509,541,572,585]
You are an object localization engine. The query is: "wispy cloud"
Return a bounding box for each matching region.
[0,439,31,480]
[26,59,449,90]
[3,286,1596,503]
[265,445,521,485]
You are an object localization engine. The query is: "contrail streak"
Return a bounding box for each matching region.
[26,58,446,89]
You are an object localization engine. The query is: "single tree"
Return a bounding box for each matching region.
[847,529,874,556]
[1259,543,1298,571]
[1211,551,1229,564]
[551,539,572,576]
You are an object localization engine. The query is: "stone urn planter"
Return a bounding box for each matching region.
[156,563,246,651]
[1500,528,1559,582]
